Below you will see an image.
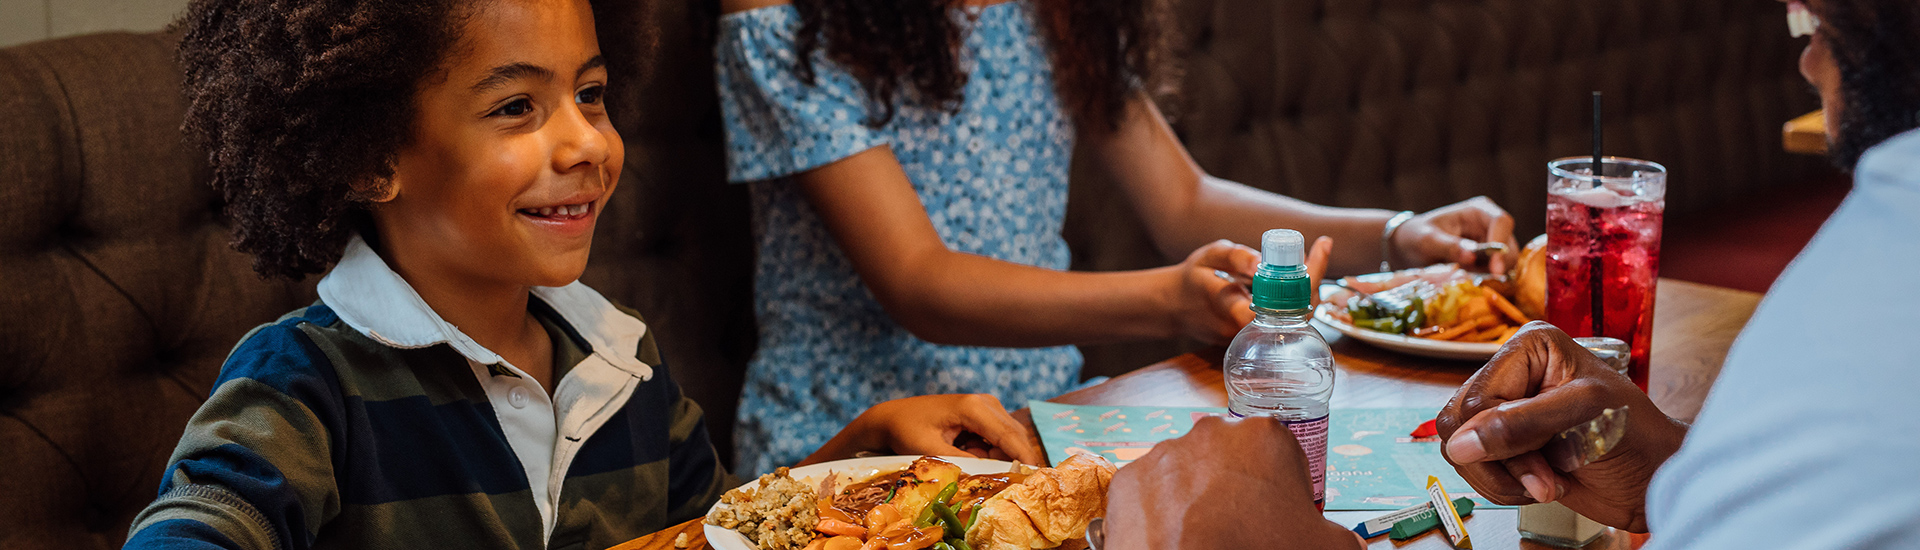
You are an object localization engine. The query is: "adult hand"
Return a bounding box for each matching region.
[1105,416,1365,550]
[1436,322,1689,532]
[1394,196,1519,273]
[1167,237,1332,345]
[804,394,1045,467]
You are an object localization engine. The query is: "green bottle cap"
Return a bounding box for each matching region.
[1252,229,1310,311]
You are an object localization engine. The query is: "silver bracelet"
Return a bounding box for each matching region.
[1380,210,1415,272]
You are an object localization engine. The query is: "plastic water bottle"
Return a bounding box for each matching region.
[1225,229,1335,510]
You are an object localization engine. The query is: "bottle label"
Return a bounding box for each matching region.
[1285,415,1330,504]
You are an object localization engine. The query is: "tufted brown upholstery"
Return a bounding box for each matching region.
[0,32,319,550]
[1067,0,1828,375]
[0,0,1821,547]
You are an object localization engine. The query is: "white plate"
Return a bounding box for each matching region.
[1314,284,1502,361]
[704,456,1021,550]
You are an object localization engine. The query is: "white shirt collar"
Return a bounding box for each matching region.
[316,234,653,380]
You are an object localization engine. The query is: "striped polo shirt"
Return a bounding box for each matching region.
[124,236,735,550]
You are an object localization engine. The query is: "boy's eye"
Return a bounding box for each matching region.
[490,98,533,117]
[576,85,604,105]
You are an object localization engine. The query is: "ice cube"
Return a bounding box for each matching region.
[1559,186,1628,208]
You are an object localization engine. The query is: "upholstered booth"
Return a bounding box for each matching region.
[0,32,320,550]
[0,0,1819,547]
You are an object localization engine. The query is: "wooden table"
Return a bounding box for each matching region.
[617,279,1762,550]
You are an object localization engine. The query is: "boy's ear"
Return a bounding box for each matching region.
[352,174,399,203]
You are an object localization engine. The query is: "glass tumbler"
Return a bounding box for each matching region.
[1545,157,1666,392]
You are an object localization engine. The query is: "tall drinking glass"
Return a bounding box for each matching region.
[1545,157,1666,391]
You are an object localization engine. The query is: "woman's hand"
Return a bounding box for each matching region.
[1394,196,1520,273]
[801,394,1046,467]
[1164,237,1331,346]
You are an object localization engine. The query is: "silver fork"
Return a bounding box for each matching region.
[1327,279,1378,309]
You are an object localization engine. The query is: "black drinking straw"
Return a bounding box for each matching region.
[1589,92,1606,337]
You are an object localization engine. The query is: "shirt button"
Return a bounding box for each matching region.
[508,387,530,409]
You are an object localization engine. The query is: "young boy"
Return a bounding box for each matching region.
[126,0,1039,548]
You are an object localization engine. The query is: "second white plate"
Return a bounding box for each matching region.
[1314,285,1503,361]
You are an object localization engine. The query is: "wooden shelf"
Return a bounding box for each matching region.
[1784,110,1827,155]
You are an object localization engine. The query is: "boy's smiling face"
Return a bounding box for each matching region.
[374,0,622,290]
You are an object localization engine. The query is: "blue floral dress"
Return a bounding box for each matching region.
[716,0,1082,474]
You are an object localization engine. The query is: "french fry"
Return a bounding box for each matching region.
[1494,325,1522,344]
[1458,294,1494,324]
[1429,321,1478,341]
[1464,324,1510,342]
[1486,291,1531,325]
[1431,315,1500,341]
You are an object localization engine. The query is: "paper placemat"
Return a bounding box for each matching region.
[1028,402,1512,510]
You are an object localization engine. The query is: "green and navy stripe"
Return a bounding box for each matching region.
[126,303,732,550]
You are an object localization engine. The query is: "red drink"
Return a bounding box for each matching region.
[1544,158,1666,391]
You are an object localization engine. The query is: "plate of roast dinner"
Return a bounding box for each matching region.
[704,454,1113,550]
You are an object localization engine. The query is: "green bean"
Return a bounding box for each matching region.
[914,504,938,527]
[933,543,954,550]
[951,540,974,550]
[935,481,959,505]
[932,503,965,539]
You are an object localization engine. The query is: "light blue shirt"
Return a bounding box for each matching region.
[1645,127,1920,548]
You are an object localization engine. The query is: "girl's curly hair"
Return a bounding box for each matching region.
[790,0,1174,129]
[175,0,649,279]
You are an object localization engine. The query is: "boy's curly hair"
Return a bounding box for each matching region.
[175,0,463,279]
[175,0,650,279]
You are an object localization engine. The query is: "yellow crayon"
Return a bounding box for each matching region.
[1425,476,1473,549]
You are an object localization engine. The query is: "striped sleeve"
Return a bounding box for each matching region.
[125,319,344,550]
[646,334,736,524]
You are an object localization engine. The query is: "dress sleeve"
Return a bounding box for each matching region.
[714,8,891,183]
[124,322,344,550]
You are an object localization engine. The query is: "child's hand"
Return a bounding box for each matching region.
[1166,240,1259,345]
[1166,237,1331,346]
[800,394,1046,466]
